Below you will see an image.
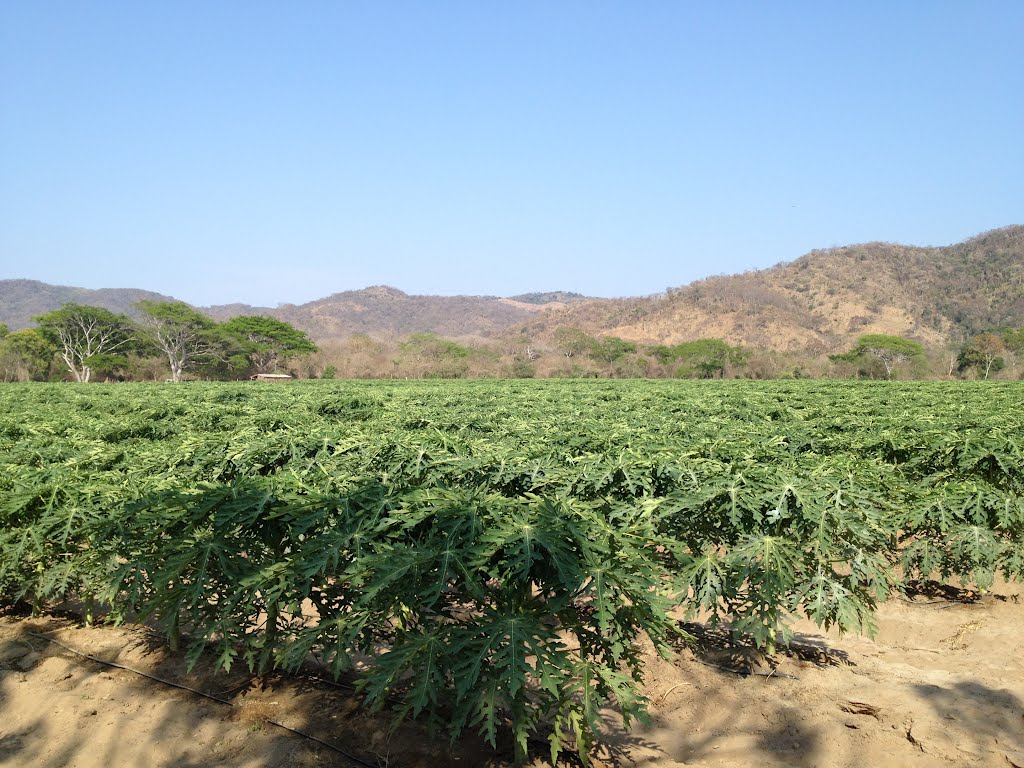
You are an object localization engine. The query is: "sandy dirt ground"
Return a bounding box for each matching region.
[2,581,1022,768]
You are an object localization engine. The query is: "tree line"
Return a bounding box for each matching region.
[1,302,1021,382]
[301,329,1024,381]
[0,302,316,382]
[829,331,1024,380]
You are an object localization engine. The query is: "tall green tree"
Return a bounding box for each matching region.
[589,336,636,374]
[136,300,220,382]
[833,334,926,380]
[34,304,136,382]
[651,338,746,378]
[220,316,317,374]
[0,328,54,381]
[552,327,594,359]
[1002,328,1024,356]
[958,333,1006,379]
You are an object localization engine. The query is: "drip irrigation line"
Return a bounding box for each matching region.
[31,623,78,635]
[898,595,982,607]
[897,596,948,606]
[696,658,800,680]
[28,631,237,704]
[27,632,381,768]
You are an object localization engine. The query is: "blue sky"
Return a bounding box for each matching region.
[1,2,1021,307]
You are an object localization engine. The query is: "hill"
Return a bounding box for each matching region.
[519,226,1024,352]
[3,227,1021,351]
[507,291,590,305]
[0,280,584,340]
[203,286,583,339]
[0,280,178,331]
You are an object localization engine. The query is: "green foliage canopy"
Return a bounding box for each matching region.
[219,315,318,374]
[136,300,221,382]
[833,334,926,379]
[1,380,1022,761]
[1003,328,1024,355]
[34,303,137,382]
[650,338,746,378]
[588,336,637,371]
[0,328,54,381]
[552,327,594,358]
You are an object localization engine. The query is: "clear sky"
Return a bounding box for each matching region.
[1,2,1022,307]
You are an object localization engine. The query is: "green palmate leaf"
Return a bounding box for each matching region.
[849,549,893,601]
[800,570,876,635]
[725,533,801,652]
[994,493,1024,533]
[676,547,727,615]
[213,638,238,672]
[900,537,945,583]
[1002,543,1024,581]
[363,626,452,724]
[947,524,1001,589]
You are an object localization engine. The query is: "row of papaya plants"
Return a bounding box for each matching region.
[1,380,1022,762]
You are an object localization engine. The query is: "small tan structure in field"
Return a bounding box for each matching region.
[250,373,293,382]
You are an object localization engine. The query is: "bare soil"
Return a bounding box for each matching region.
[2,581,1022,768]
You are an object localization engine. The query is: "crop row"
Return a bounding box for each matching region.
[1,380,1022,762]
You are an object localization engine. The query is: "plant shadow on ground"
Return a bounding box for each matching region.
[901,579,992,603]
[0,607,864,768]
[676,621,852,672]
[596,703,825,768]
[583,619,859,768]
[0,606,511,768]
[601,661,825,768]
[909,680,1024,763]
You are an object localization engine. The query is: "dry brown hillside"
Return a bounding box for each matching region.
[198,287,593,341]
[3,228,1020,353]
[521,226,1024,352]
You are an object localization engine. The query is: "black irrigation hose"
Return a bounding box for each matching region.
[695,658,800,680]
[26,632,381,768]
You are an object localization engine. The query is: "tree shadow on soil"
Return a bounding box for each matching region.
[901,579,991,603]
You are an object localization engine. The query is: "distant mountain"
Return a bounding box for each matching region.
[507,291,590,305]
[519,226,1024,351]
[0,280,178,331]
[0,280,581,340]
[204,286,564,339]
[4,226,1021,350]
